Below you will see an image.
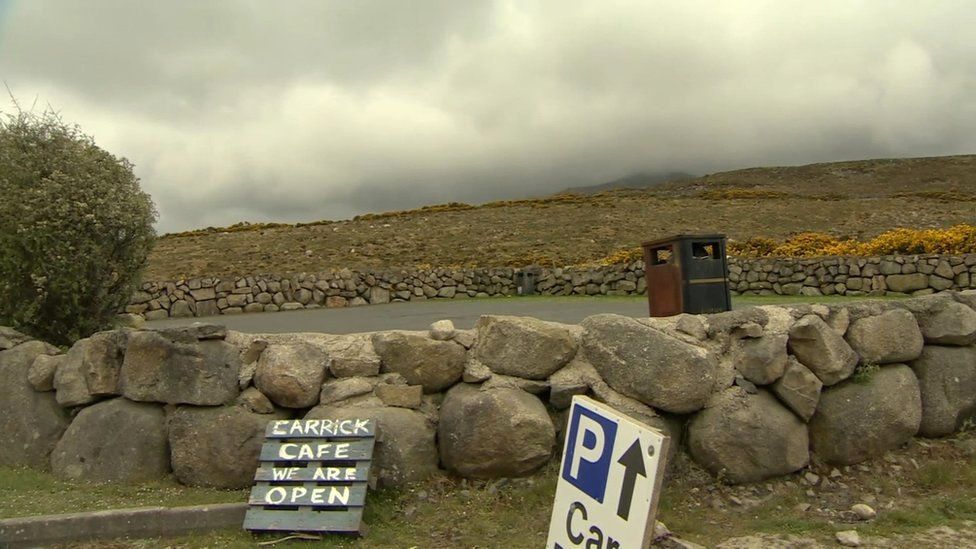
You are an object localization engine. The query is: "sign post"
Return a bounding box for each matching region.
[547,396,670,549]
[243,418,376,535]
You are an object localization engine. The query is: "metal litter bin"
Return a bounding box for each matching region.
[642,234,732,317]
[515,266,541,295]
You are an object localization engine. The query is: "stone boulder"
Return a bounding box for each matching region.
[472,315,577,380]
[0,326,33,350]
[238,337,268,365]
[910,345,976,437]
[254,341,328,408]
[846,309,924,365]
[886,273,929,293]
[687,388,809,483]
[770,357,823,422]
[827,307,851,337]
[704,308,769,338]
[305,404,438,488]
[0,340,70,468]
[733,321,764,339]
[83,330,127,395]
[481,373,549,394]
[581,314,718,414]
[373,332,465,392]
[756,305,796,334]
[809,364,922,464]
[429,319,455,341]
[956,290,976,311]
[417,393,443,425]
[733,334,789,385]
[452,329,477,349]
[788,315,858,386]
[53,338,98,407]
[168,405,288,488]
[236,387,275,414]
[438,384,554,478]
[157,323,227,342]
[51,398,169,482]
[235,337,267,389]
[548,357,600,409]
[320,377,376,405]
[28,353,64,391]
[909,298,976,346]
[119,331,241,405]
[369,286,390,304]
[842,299,896,321]
[323,334,381,377]
[675,314,709,340]
[462,358,492,383]
[374,384,423,409]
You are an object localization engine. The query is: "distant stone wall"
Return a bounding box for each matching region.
[4,291,976,489]
[125,254,976,319]
[729,254,976,297]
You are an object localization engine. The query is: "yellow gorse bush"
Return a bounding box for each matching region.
[857,226,976,255]
[730,225,976,257]
[765,233,857,257]
[598,248,644,265]
[730,236,778,257]
[597,225,976,264]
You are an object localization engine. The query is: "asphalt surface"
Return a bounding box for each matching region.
[146,296,652,334]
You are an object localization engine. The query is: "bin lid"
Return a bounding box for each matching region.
[641,234,727,248]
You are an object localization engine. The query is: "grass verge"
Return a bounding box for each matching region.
[3,432,975,547]
[0,468,246,519]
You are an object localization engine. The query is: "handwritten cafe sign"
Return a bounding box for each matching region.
[243,418,376,535]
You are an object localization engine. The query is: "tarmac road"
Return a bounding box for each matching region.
[146,296,652,334]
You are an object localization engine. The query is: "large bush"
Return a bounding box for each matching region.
[0,109,157,345]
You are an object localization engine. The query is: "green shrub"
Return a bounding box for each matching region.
[852,363,880,384]
[0,109,157,345]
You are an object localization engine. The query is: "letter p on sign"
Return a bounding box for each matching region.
[562,405,618,503]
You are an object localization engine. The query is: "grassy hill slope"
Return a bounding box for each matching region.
[559,170,696,194]
[147,155,976,280]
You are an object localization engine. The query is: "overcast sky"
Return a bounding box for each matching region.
[1,1,973,233]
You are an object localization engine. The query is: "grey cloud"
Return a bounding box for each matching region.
[2,0,491,116]
[1,0,974,233]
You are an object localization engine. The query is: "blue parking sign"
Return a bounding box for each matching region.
[562,404,618,503]
[548,396,670,549]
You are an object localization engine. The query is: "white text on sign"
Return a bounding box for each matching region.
[269,419,371,437]
[277,442,350,460]
[263,486,350,505]
[269,467,361,481]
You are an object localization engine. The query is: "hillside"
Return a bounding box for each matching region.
[558,171,696,195]
[146,155,976,280]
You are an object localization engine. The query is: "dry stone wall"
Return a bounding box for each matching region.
[729,254,976,297]
[125,254,976,319]
[4,290,976,489]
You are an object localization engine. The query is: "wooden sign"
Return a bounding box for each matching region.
[243,418,375,535]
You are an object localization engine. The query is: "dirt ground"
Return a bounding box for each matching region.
[653,428,976,547]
